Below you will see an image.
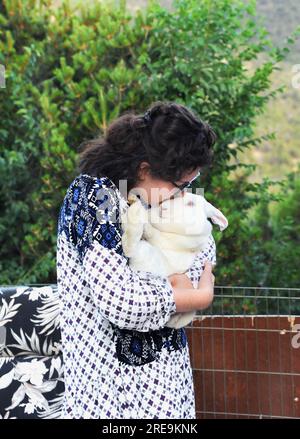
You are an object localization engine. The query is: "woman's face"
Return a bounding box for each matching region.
[132,162,202,208]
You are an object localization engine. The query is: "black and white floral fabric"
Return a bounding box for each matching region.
[0,285,64,419]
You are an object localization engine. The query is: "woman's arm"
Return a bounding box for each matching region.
[71,175,178,332]
[83,238,177,332]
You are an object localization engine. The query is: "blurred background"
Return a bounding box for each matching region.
[0,0,299,291]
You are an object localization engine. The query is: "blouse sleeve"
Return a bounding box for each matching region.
[184,233,217,288]
[83,241,177,332]
[78,176,177,332]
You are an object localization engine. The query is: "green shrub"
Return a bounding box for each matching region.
[0,0,298,287]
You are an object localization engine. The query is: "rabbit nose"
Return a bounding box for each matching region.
[186,200,194,207]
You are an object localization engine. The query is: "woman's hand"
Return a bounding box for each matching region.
[168,260,215,312]
[168,261,215,291]
[167,272,194,289]
[197,260,215,294]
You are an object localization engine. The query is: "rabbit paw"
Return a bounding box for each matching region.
[121,194,149,257]
[126,195,149,227]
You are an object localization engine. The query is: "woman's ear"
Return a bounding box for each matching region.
[203,197,229,231]
[137,161,151,181]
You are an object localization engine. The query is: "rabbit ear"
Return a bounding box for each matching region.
[203,197,229,231]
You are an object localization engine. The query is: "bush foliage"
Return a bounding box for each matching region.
[0,0,299,299]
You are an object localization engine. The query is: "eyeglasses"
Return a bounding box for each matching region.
[156,170,201,206]
[171,170,201,195]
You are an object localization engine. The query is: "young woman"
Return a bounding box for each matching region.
[56,101,217,419]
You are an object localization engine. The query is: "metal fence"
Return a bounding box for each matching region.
[187,286,300,419]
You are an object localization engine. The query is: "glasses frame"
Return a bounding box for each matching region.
[170,170,201,195]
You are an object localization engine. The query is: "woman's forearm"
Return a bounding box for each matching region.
[172,286,214,312]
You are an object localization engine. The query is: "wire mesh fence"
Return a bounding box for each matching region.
[200,286,300,316]
[187,285,300,419]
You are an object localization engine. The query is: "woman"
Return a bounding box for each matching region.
[56,101,217,419]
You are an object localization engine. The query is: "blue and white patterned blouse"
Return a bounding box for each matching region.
[56,173,216,418]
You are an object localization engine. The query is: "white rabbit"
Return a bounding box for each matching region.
[120,191,228,329]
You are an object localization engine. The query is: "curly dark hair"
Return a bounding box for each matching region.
[77,100,217,193]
